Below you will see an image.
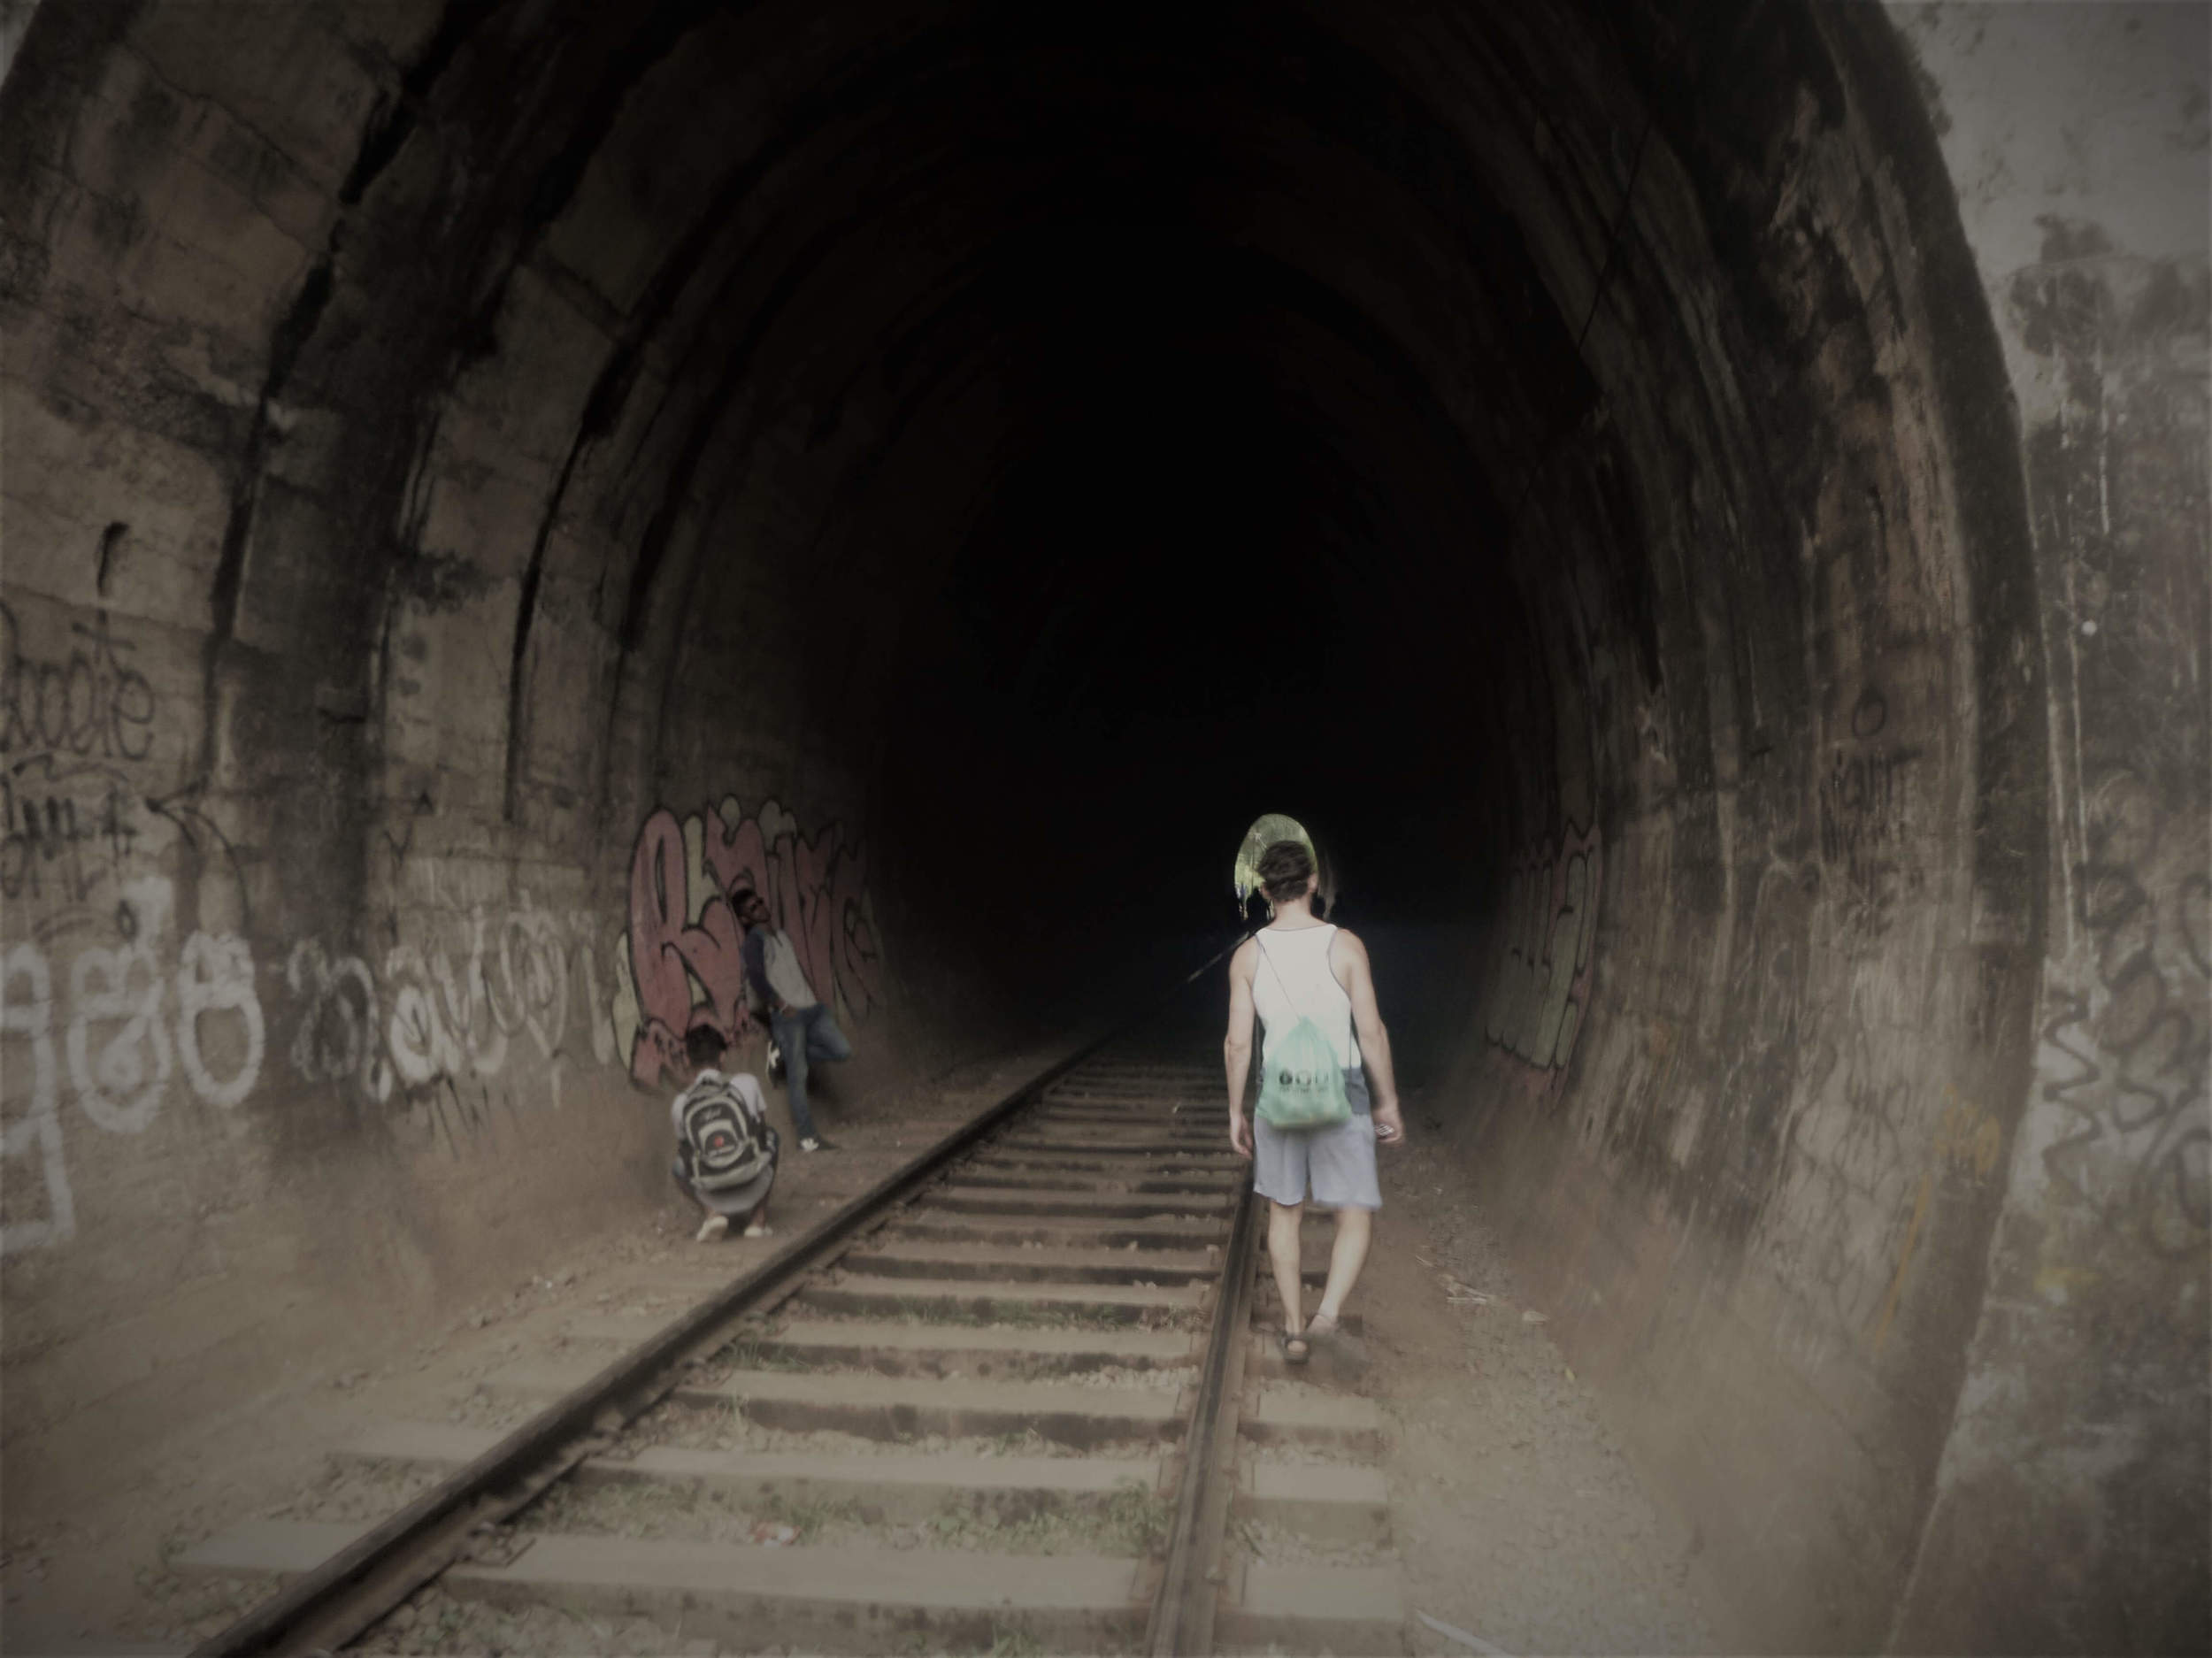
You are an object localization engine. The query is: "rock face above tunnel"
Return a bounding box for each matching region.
[0,2,2204,1652]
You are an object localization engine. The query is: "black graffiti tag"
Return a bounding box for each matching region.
[0,602,157,764]
[0,762,142,904]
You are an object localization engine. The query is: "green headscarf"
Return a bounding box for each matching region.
[1233,813,1323,908]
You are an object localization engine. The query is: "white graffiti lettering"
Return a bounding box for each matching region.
[175,931,265,1108]
[1,944,74,1255]
[65,876,175,1135]
[286,939,393,1101]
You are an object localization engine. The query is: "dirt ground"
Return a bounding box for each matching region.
[1358,1088,1717,1657]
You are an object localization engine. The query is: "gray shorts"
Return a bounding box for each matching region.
[1253,1066,1380,1210]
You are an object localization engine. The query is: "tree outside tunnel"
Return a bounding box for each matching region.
[0,2,2204,1652]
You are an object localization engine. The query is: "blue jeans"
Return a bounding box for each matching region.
[771,1003,851,1140]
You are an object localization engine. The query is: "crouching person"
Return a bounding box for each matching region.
[671,1025,779,1242]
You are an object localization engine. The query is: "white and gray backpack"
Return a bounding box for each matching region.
[679,1075,775,1191]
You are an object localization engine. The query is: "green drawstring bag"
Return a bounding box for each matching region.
[1254,937,1354,1132]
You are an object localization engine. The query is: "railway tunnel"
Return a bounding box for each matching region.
[0,1,2205,1653]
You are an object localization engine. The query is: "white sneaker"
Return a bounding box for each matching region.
[741,1220,772,1237]
[695,1213,729,1242]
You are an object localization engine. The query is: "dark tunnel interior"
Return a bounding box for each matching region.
[750,12,1600,997]
[3,1,2205,1650]
[881,242,1531,981]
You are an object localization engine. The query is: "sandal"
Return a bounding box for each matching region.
[1281,1326,1311,1366]
[1305,1309,1368,1366]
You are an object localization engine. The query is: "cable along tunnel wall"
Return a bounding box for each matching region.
[0,2,2205,1653]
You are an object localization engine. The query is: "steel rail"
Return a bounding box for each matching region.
[1148,921,1265,1654]
[1147,1177,1259,1655]
[196,935,1245,1658]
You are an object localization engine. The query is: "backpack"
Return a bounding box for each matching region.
[1252,935,1354,1132]
[678,1072,776,1191]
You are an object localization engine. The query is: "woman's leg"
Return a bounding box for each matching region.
[1306,1114,1381,1334]
[1312,1205,1372,1328]
[1268,1199,1307,1335]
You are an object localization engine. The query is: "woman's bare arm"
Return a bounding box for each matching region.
[1223,940,1257,1158]
[1333,930,1404,1141]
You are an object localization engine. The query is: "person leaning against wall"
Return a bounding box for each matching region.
[1224,839,1406,1363]
[730,884,853,1152]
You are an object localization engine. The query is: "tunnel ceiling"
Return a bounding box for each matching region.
[2,0,2021,948]
[576,3,1608,913]
[8,0,1700,925]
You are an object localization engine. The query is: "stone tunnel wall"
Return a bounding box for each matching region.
[1887,7,2209,1650]
[1439,5,2207,1653]
[0,0,979,1515]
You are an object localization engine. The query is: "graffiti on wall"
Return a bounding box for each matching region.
[611,797,881,1086]
[1,599,264,1255]
[0,601,223,919]
[1,880,627,1256]
[1818,685,1922,933]
[286,897,618,1104]
[1480,824,1602,1076]
[0,603,895,1251]
[0,597,650,1250]
[1,874,264,1255]
[2035,770,2209,1259]
[1,601,157,768]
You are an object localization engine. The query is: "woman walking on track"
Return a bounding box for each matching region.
[1224,838,1406,1364]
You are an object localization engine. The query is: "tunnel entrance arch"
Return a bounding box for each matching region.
[2,2,2203,1649]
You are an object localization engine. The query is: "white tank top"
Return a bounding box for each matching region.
[1250,925,1358,1070]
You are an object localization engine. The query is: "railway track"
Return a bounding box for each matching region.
[180,1037,1408,1655]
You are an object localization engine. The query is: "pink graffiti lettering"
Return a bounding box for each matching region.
[624,810,750,1083]
[617,800,882,1086]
